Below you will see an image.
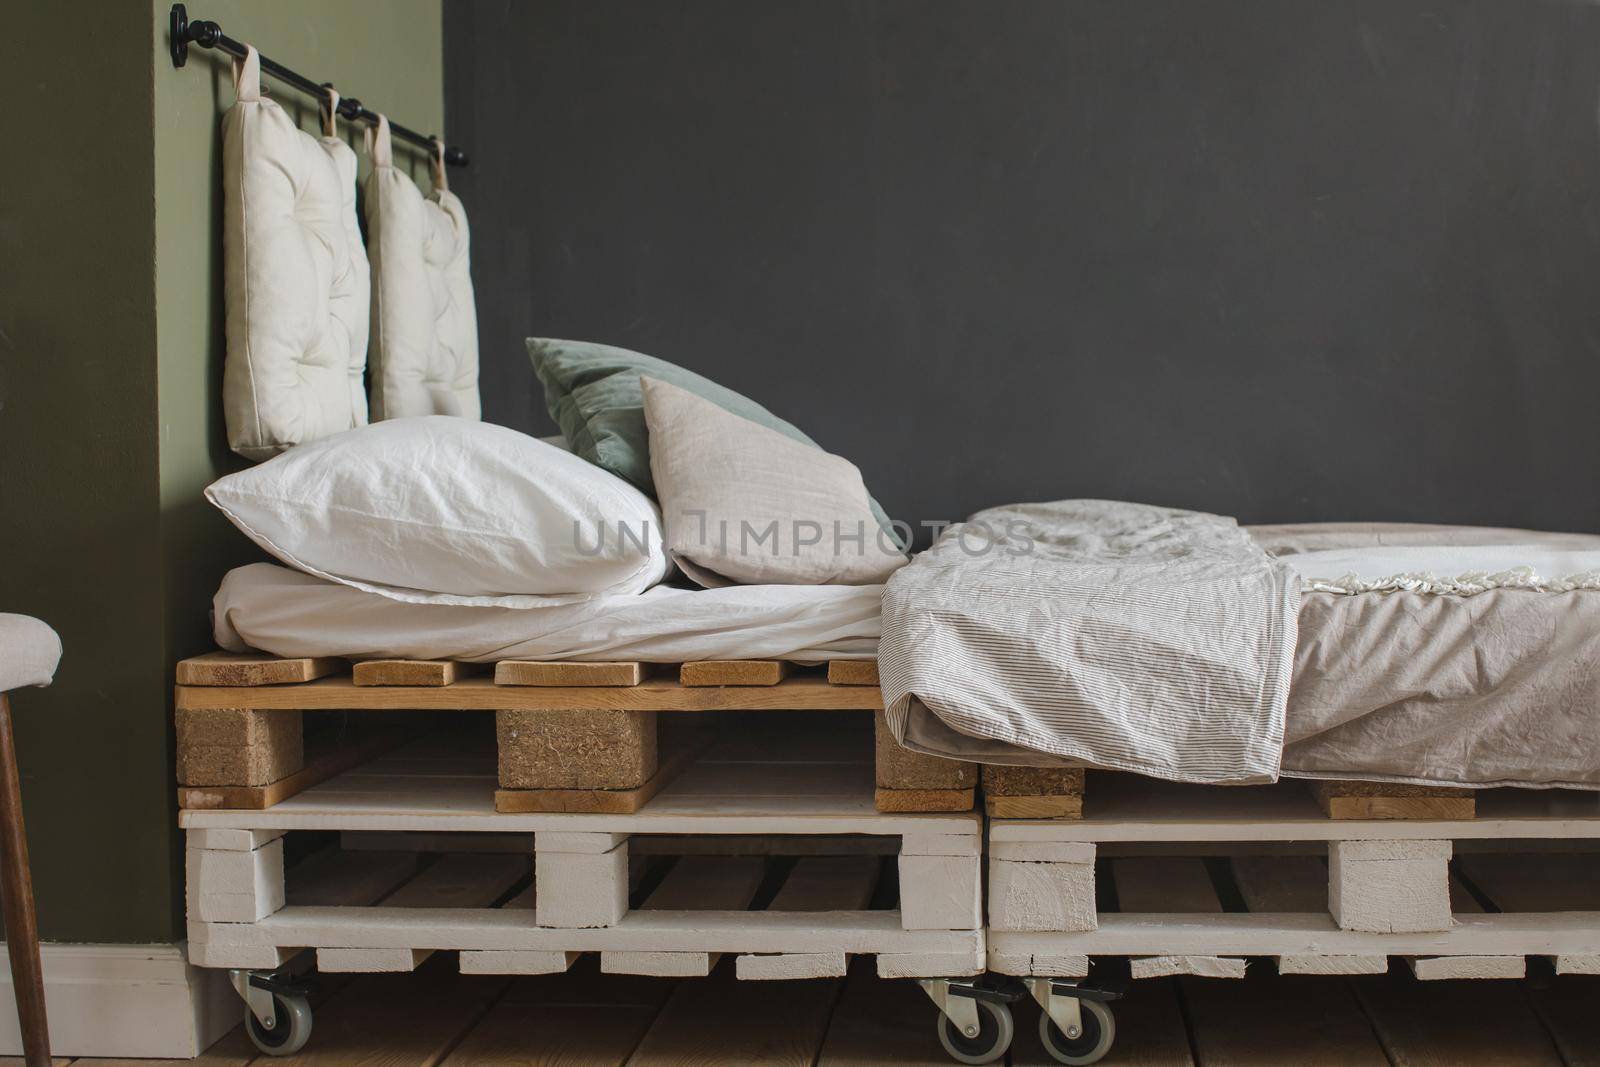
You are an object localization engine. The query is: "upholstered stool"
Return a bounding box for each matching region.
[0,614,57,1067]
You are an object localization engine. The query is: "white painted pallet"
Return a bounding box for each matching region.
[189,846,983,976]
[986,818,1600,981]
[989,911,1600,961]
[184,740,984,979]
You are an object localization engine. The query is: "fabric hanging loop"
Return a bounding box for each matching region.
[365,113,393,169]
[430,137,449,193]
[231,44,260,102]
[320,87,341,137]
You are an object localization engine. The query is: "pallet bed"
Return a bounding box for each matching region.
[986,773,1600,982]
[175,652,975,814]
[182,724,984,979]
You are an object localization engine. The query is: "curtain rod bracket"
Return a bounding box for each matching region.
[166,4,468,168]
[169,3,192,68]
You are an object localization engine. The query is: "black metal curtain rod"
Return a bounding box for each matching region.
[168,3,468,168]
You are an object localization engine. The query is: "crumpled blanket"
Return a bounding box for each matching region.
[878,500,1299,785]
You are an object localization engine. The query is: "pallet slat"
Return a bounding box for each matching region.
[495,661,647,687]
[735,856,880,980]
[873,787,974,813]
[177,674,881,711]
[602,856,777,976]
[352,659,476,687]
[680,660,791,687]
[982,765,1086,820]
[986,794,1083,819]
[176,652,343,687]
[987,912,1600,958]
[383,853,530,909]
[286,848,423,908]
[1312,780,1476,820]
[826,660,879,686]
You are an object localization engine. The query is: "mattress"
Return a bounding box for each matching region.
[213,562,881,664]
[1256,523,1600,790]
[216,519,1600,789]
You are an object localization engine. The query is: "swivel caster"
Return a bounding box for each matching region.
[245,993,312,1055]
[230,968,314,1056]
[919,978,1015,1065]
[938,999,1013,1065]
[1038,999,1114,1064]
[1029,977,1118,1065]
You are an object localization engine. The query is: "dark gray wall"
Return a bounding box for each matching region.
[447,0,1600,540]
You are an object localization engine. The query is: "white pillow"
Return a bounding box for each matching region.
[642,377,906,586]
[364,116,481,421]
[205,417,669,607]
[221,48,369,461]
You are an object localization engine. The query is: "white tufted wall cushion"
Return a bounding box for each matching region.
[364,116,481,420]
[222,48,369,461]
[321,88,371,426]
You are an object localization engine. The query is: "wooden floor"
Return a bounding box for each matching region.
[33,955,1597,1066]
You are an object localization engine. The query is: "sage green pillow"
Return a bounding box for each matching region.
[527,338,900,545]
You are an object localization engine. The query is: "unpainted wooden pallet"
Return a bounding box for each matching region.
[174,652,970,815]
[178,651,882,694]
[979,765,1478,824]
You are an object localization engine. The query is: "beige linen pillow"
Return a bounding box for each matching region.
[642,376,904,586]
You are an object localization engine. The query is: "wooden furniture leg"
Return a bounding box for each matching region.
[0,694,49,1067]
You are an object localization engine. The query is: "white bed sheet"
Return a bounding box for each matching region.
[214,562,882,663]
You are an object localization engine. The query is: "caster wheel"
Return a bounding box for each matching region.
[936,999,1014,1065]
[1039,998,1115,1065]
[245,993,313,1056]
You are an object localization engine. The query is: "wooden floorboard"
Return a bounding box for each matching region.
[1011,975,1195,1066]
[1525,974,1600,1067]
[71,1024,259,1067]
[1352,969,1566,1067]
[496,955,670,1008]
[814,961,951,1066]
[142,945,1600,1066]
[446,1002,657,1067]
[1180,973,1388,1065]
[625,960,839,1066]
[269,956,508,1067]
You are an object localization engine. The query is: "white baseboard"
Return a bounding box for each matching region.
[0,942,236,1057]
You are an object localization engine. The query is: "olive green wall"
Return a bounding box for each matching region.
[0,4,169,943]
[0,1,441,943]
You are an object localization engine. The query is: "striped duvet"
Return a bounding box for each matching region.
[878,500,1300,785]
